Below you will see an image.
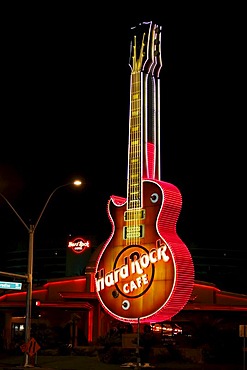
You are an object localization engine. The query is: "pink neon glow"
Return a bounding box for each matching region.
[146,142,155,179]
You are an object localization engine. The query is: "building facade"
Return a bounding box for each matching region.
[0,242,247,353]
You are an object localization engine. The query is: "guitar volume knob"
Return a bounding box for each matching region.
[122,300,130,310]
[150,192,159,203]
[112,290,119,298]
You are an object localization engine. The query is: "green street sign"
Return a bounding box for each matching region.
[0,281,22,290]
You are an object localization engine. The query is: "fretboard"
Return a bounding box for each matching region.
[127,71,142,210]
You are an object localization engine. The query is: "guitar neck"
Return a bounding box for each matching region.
[127,22,162,210]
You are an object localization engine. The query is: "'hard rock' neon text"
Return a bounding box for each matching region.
[95,244,169,293]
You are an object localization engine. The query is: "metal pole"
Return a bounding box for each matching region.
[243,337,246,370]
[135,318,140,369]
[24,225,34,367]
[0,181,82,367]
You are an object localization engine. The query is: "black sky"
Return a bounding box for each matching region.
[0,4,246,291]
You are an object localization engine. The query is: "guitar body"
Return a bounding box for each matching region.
[95,179,194,323]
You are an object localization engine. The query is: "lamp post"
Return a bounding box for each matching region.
[0,180,82,367]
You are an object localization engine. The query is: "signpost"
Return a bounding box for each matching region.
[0,281,22,290]
[239,325,247,370]
[20,338,41,367]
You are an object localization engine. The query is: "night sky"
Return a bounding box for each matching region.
[1,4,246,293]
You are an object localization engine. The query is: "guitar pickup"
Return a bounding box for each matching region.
[123,225,145,240]
[124,209,145,221]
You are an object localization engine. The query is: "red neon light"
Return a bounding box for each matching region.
[68,237,90,254]
[43,278,86,288]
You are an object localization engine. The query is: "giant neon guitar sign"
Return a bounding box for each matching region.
[95,21,194,323]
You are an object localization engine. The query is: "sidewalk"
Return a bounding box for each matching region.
[0,354,243,370]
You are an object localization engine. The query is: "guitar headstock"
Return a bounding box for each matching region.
[129,21,162,76]
[152,24,162,78]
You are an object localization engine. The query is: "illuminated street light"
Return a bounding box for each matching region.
[0,180,82,367]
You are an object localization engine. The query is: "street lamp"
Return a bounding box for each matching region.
[0,180,82,367]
